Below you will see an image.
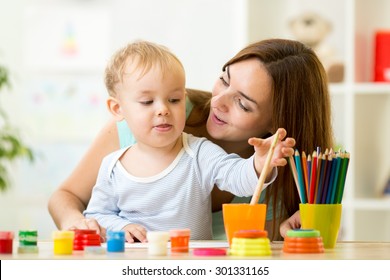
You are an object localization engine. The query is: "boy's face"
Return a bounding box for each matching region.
[112,62,186,149]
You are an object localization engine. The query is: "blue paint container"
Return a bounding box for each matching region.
[106,231,125,252]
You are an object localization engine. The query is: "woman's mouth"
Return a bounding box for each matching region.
[212,113,226,125]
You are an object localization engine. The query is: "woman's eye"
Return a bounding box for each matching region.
[238,99,250,112]
[219,76,229,86]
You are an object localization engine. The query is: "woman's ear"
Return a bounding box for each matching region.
[107,97,124,121]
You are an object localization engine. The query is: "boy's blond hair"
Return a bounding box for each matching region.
[104,40,185,97]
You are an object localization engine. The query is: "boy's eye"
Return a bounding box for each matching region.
[140,100,153,105]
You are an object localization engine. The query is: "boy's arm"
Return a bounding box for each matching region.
[84,155,131,232]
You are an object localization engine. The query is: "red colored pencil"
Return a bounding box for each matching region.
[309,151,318,204]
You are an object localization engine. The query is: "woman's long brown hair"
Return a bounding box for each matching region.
[223,39,334,240]
[186,39,334,240]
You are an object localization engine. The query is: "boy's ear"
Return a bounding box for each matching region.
[107,97,124,121]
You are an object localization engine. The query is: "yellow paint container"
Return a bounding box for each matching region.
[52,231,75,255]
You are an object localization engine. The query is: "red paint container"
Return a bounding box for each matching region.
[169,229,190,253]
[0,231,14,254]
[72,229,101,251]
[374,31,390,82]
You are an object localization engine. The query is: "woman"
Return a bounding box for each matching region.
[48,38,333,240]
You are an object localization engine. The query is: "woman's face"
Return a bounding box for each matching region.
[207,58,273,142]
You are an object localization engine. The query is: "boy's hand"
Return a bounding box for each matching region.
[122,224,148,243]
[248,128,295,176]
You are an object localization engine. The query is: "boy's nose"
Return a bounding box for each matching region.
[157,103,169,116]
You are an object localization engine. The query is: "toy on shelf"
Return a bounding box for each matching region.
[289,11,344,83]
[383,175,390,197]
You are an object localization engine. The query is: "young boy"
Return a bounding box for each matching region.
[84,40,295,242]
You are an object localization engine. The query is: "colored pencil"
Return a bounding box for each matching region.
[316,153,328,204]
[309,151,318,204]
[314,152,322,203]
[301,151,309,198]
[325,152,337,204]
[294,150,307,203]
[288,155,302,202]
[336,152,350,203]
[250,132,279,205]
[321,153,333,204]
[330,153,341,204]
[307,154,312,186]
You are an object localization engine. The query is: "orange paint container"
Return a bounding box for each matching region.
[169,229,190,253]
[222,203,266,245]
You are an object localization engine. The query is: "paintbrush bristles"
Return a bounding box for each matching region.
[250,132,279,205]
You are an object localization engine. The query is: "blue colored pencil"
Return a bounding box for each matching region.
[294,150,307,203]
[326,153,337,204]
[315,153,327,204]
[321,153,333,204]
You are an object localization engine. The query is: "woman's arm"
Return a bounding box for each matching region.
[47,118,120,234]
[279,210,301,238]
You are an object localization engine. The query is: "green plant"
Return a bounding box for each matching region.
[0,65,34,191]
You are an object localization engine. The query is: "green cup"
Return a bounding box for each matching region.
[299,203,342,249]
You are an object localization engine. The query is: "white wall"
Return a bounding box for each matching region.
[0,0,350,241]
[0,0,247,239]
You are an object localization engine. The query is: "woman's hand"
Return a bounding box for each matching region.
[68,218,106,242]
[279,210,301,238]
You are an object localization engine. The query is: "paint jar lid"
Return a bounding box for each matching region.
[169,228,191,237]
[286,229,320,238]
[147,231,170,242]
[72,229,97,235]
[0,231,14,239]
[193,248,227,256]
[106,231,125,240]
[52,231,75,239]
[19,230,38,237]
[74,233,101,241]
[233,229,268,238]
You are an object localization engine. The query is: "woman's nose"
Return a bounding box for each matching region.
[211,91,229,112]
